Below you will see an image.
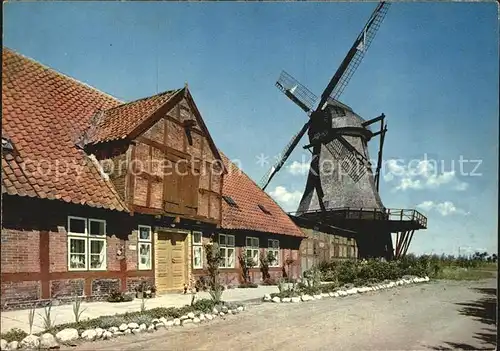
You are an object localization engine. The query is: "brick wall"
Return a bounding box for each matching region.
[51,279,84,298]
[1,196,156,310]
[191,231,302,286]
[1,281,41,309]
[1,228,40,273]
[49,230,67,273]
[92,279,120,296]
[126,230,139,271]
[126,276,154,293]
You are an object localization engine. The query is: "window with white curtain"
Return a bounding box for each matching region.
[246,236,260,267]
[138,225,152,270]
[67,216,106,271]
[268,239,280,267]
[219,234,235,268]
[192,231,203,269]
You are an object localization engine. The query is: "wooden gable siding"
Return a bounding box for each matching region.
[95,143,131,201]
[129,97,221,222]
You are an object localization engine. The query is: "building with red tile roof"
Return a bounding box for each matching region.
[1,48,305,309]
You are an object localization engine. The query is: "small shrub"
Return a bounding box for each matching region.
[39,301,54,330]
[134,313,153,326]
[195,276,210,292]
[1,328,28,342]
[191,298,216,313]
[98,315,127,329]
[28,305,36,335]
[205,239,224,303]
[239,252,256,284]
[260,251,274,281]
[72,295,87,323]
[238,282,258,288]
[209,286,223,304]
[261,277,277,285]
[140,295,146,312]
[319,282,338,293]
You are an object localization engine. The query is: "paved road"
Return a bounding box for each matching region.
[71,278,497,350]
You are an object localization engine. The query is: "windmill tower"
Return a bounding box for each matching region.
[260,2,427,259]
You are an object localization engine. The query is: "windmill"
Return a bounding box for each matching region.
[260,2,427,259]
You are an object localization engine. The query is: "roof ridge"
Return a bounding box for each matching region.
[221,150,294,212]
[3,47,123,103]
[103,88,182,113]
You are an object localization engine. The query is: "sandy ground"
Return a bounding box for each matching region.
[69,278,497,351]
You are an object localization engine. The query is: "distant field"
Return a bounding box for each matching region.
[436,263,497,280]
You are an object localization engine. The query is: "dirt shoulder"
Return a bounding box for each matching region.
[69,278,497,350]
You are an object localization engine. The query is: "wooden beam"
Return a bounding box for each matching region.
[146,144,152,207]
[129,204,219,224]
[362,113,385,127]
[402,230,415,256]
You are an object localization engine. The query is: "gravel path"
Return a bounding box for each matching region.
[69,278,497,350]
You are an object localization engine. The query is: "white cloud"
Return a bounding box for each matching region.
[268,186,303,212]
[288,161,309,176]
[416,200,434,211]
[384,158,468,192]
[416,200,469,216]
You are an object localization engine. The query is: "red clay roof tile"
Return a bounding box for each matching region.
[220,153,305,237]
[88,89,182,144]
[2,48,127,211]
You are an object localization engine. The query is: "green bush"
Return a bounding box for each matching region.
[1,328,28,342]
[191,299,216,313]
[107,290,134,303]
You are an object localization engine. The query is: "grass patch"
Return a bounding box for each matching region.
[477,263,498,272]
[436,267,495,281]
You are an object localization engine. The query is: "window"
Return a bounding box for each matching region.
[2,137,14,152]
[246,237,260,267]
[67,216,107,271]
[219,234,235,268]
[138,225,152,270]
[258,204,271,215]
[222,195,239,208]
[268,239,280,267]
[192,231,203,269]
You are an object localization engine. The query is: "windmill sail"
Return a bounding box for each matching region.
[259,120,311,190]
[276,70,318,114]
[318,1,390,108]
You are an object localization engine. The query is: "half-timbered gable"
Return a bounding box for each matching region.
[87,88,224,224]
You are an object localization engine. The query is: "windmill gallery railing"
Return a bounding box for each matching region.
[290,207,428,230]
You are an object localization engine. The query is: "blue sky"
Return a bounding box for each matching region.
[4,1,498,255]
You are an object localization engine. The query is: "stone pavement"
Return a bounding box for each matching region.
[1,285,278,334]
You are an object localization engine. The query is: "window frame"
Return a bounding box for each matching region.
[219,234,235,269]
[67,216,108,271]
[88,218,106,237]
[68,216,87,237]
[267,239,280,267]
[245,236,260,267]
[89,237,107,271]
[192,231,203,269]
[68,236,88,271]
[138,225,152,271]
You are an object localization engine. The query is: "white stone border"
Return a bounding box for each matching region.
[2,305,246,350]
[263,276,431,303]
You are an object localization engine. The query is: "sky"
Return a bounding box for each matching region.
[4,1,498,256]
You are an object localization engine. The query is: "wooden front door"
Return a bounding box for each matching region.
[155,231,187,292]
